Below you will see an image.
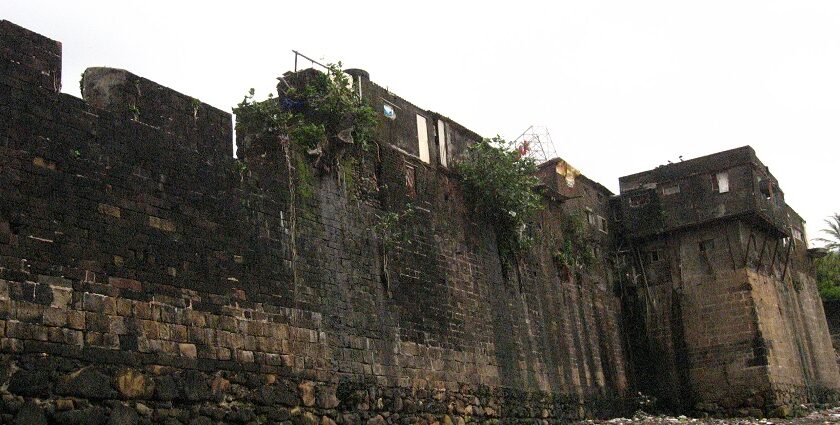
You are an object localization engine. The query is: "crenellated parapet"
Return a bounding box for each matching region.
[81,67,233,159]
[0,20,61,93]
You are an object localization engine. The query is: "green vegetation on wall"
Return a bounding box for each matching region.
[553,213,595,281]
[233,63,378,171]
[455,137,543,259]
[233,63,378,293]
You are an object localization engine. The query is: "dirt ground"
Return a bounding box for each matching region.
[576,407,840,424]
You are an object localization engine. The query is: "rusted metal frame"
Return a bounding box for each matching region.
[701,248,716,278]
[613,242,634,298]
[724,227,737,271]
[768,238,781,276]
[633,245,650,289]
[667,237,682,290]
[755,234,768,272]
[781,239,793,280]
[632,244,658,323]
[743,232,757,268]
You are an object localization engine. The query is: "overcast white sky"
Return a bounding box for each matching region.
[3,1,839,245]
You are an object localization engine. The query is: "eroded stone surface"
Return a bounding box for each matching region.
[0,17,837,424]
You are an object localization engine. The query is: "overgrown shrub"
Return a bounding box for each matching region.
[817,252,840,301]
[456,137,543,258]
[233,63,378,162]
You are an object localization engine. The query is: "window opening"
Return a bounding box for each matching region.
[404,163,416,198]
[383,104,396,120]
[629,193,650,207]
[416,114,430,163]
[437,119,447,167]
[759,179,773,200]
[662,184,680,196]
[713,172,729,193]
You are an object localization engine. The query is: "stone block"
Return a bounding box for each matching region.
[148,216,176,232]
[8,369,49,397]
[67,310,85,329]
[97,203,121,218]
[108,404,138,425]
[115,368,154,399]
[108,277,142,292]
[178,343,197,359]
[299,380,316,407]
[317,384,340,409]
[13,401,46,425]
[56,367,117,399]
[50,287,72,309]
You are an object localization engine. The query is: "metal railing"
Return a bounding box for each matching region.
[292,50,329,73]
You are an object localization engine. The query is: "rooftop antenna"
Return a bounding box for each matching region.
[512,125,559,164]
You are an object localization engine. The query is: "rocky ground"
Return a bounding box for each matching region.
[576,407,840,424]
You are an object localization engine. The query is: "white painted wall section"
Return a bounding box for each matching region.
[416,114,430,163]
[437,119,447,167]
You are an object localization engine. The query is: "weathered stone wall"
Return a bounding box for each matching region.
[822,300,840,373]
[750,270,839,405]
[618,218,840,415]
[0,20,631,424]
[613,143,840,416]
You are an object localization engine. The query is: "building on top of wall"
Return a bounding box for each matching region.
[345,68,481,169]
[238,66,482,171]
[611,146,840,414]
[615,146,790,242]
[536,158,615,292]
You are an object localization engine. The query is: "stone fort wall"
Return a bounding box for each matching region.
[614,154,840,416]
[0,20,630,425]
[2,19,838,425]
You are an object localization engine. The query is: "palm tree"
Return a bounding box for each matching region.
[816,213,840,252]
